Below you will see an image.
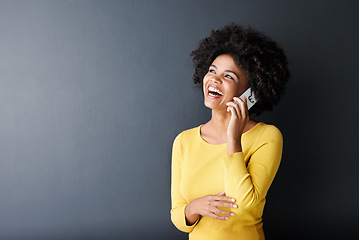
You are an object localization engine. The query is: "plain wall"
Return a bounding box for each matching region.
[0,0,358,239]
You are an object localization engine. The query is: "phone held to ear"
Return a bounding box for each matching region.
[239,88,257,110]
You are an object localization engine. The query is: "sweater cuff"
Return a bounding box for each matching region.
[221,152,248,177]
[172,204,199,233]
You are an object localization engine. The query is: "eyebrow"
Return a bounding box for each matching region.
[210,65,239,79]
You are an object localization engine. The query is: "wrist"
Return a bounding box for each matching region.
[186,204,199,218]
[227,138,242,155]
[227,136,242,144]
[185,203,199,225]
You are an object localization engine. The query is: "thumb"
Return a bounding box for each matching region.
[217,190,226,196]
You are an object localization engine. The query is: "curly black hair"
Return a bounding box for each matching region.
[191,23,290,116]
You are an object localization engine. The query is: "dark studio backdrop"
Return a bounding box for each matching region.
[0,0,358,239]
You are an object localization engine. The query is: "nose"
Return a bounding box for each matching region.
[210,76,221,84]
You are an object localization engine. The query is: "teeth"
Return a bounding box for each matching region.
[208,86,223,95]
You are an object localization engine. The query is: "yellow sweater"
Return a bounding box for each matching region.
[170,122,283,240]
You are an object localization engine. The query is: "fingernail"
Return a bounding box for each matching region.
[225,217,229,220]
[230,213,234,216]
[233,204,238,208]
[231,198,235,202]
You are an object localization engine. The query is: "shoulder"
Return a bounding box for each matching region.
[172,125,201,151]
[172,125,200,157]
[173,125,200,143]
[255,122,283,143]
[260,123,282,136]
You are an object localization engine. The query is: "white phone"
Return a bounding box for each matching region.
[239,88,257,110]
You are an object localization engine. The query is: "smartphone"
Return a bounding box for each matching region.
[239,88,257,110]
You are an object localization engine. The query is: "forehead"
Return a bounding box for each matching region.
[211,54,245,77]
[212,54,240,70]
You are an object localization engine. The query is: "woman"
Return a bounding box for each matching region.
[170,23,290,240]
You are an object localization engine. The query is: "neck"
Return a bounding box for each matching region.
[208,109,231,139]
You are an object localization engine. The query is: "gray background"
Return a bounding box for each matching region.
[0,0,358,239]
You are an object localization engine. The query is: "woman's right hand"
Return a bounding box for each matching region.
[185,190,237,225]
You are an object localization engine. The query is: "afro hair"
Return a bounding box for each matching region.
[191,23,290,116]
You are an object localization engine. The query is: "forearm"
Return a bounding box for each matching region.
[222,126,283,213]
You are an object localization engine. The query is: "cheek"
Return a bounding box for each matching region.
[202,74,210,91]
[203,73,209,83]
[233,83,244,96]
[234,89,242,97]
[225,85,239,98]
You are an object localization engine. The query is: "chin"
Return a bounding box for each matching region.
[204,100,214,109]
[204,100,225,111]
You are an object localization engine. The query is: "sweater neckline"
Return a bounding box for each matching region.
[198,122,263,146]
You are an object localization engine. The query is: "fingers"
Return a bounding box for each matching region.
[205,200,236,220]
[233,96,249,117]
[216,201,238,209]
[226,96,248,118]
[226,102,241,118]
[207,212,230,221]
[242,97,249,116]
[217,190,226,196]
[194,193,237,221]
[206,194,237,220]
[212,207,235,217]
[208,199,237,210]
[209,195,235,203]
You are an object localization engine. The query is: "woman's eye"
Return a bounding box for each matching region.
[225,75,234,80]
[209,69,216,73]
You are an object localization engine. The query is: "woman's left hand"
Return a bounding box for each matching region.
[226,97,249,150]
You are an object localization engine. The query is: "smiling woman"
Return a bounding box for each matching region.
[170,23,290,240]
[203,54,248,116]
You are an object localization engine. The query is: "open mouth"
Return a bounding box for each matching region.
[208,86,223,97]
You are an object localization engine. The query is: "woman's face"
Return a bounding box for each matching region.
[203,54,248,111]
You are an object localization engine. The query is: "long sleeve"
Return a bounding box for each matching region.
[170,134,199,232]
[221,125,283,214]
